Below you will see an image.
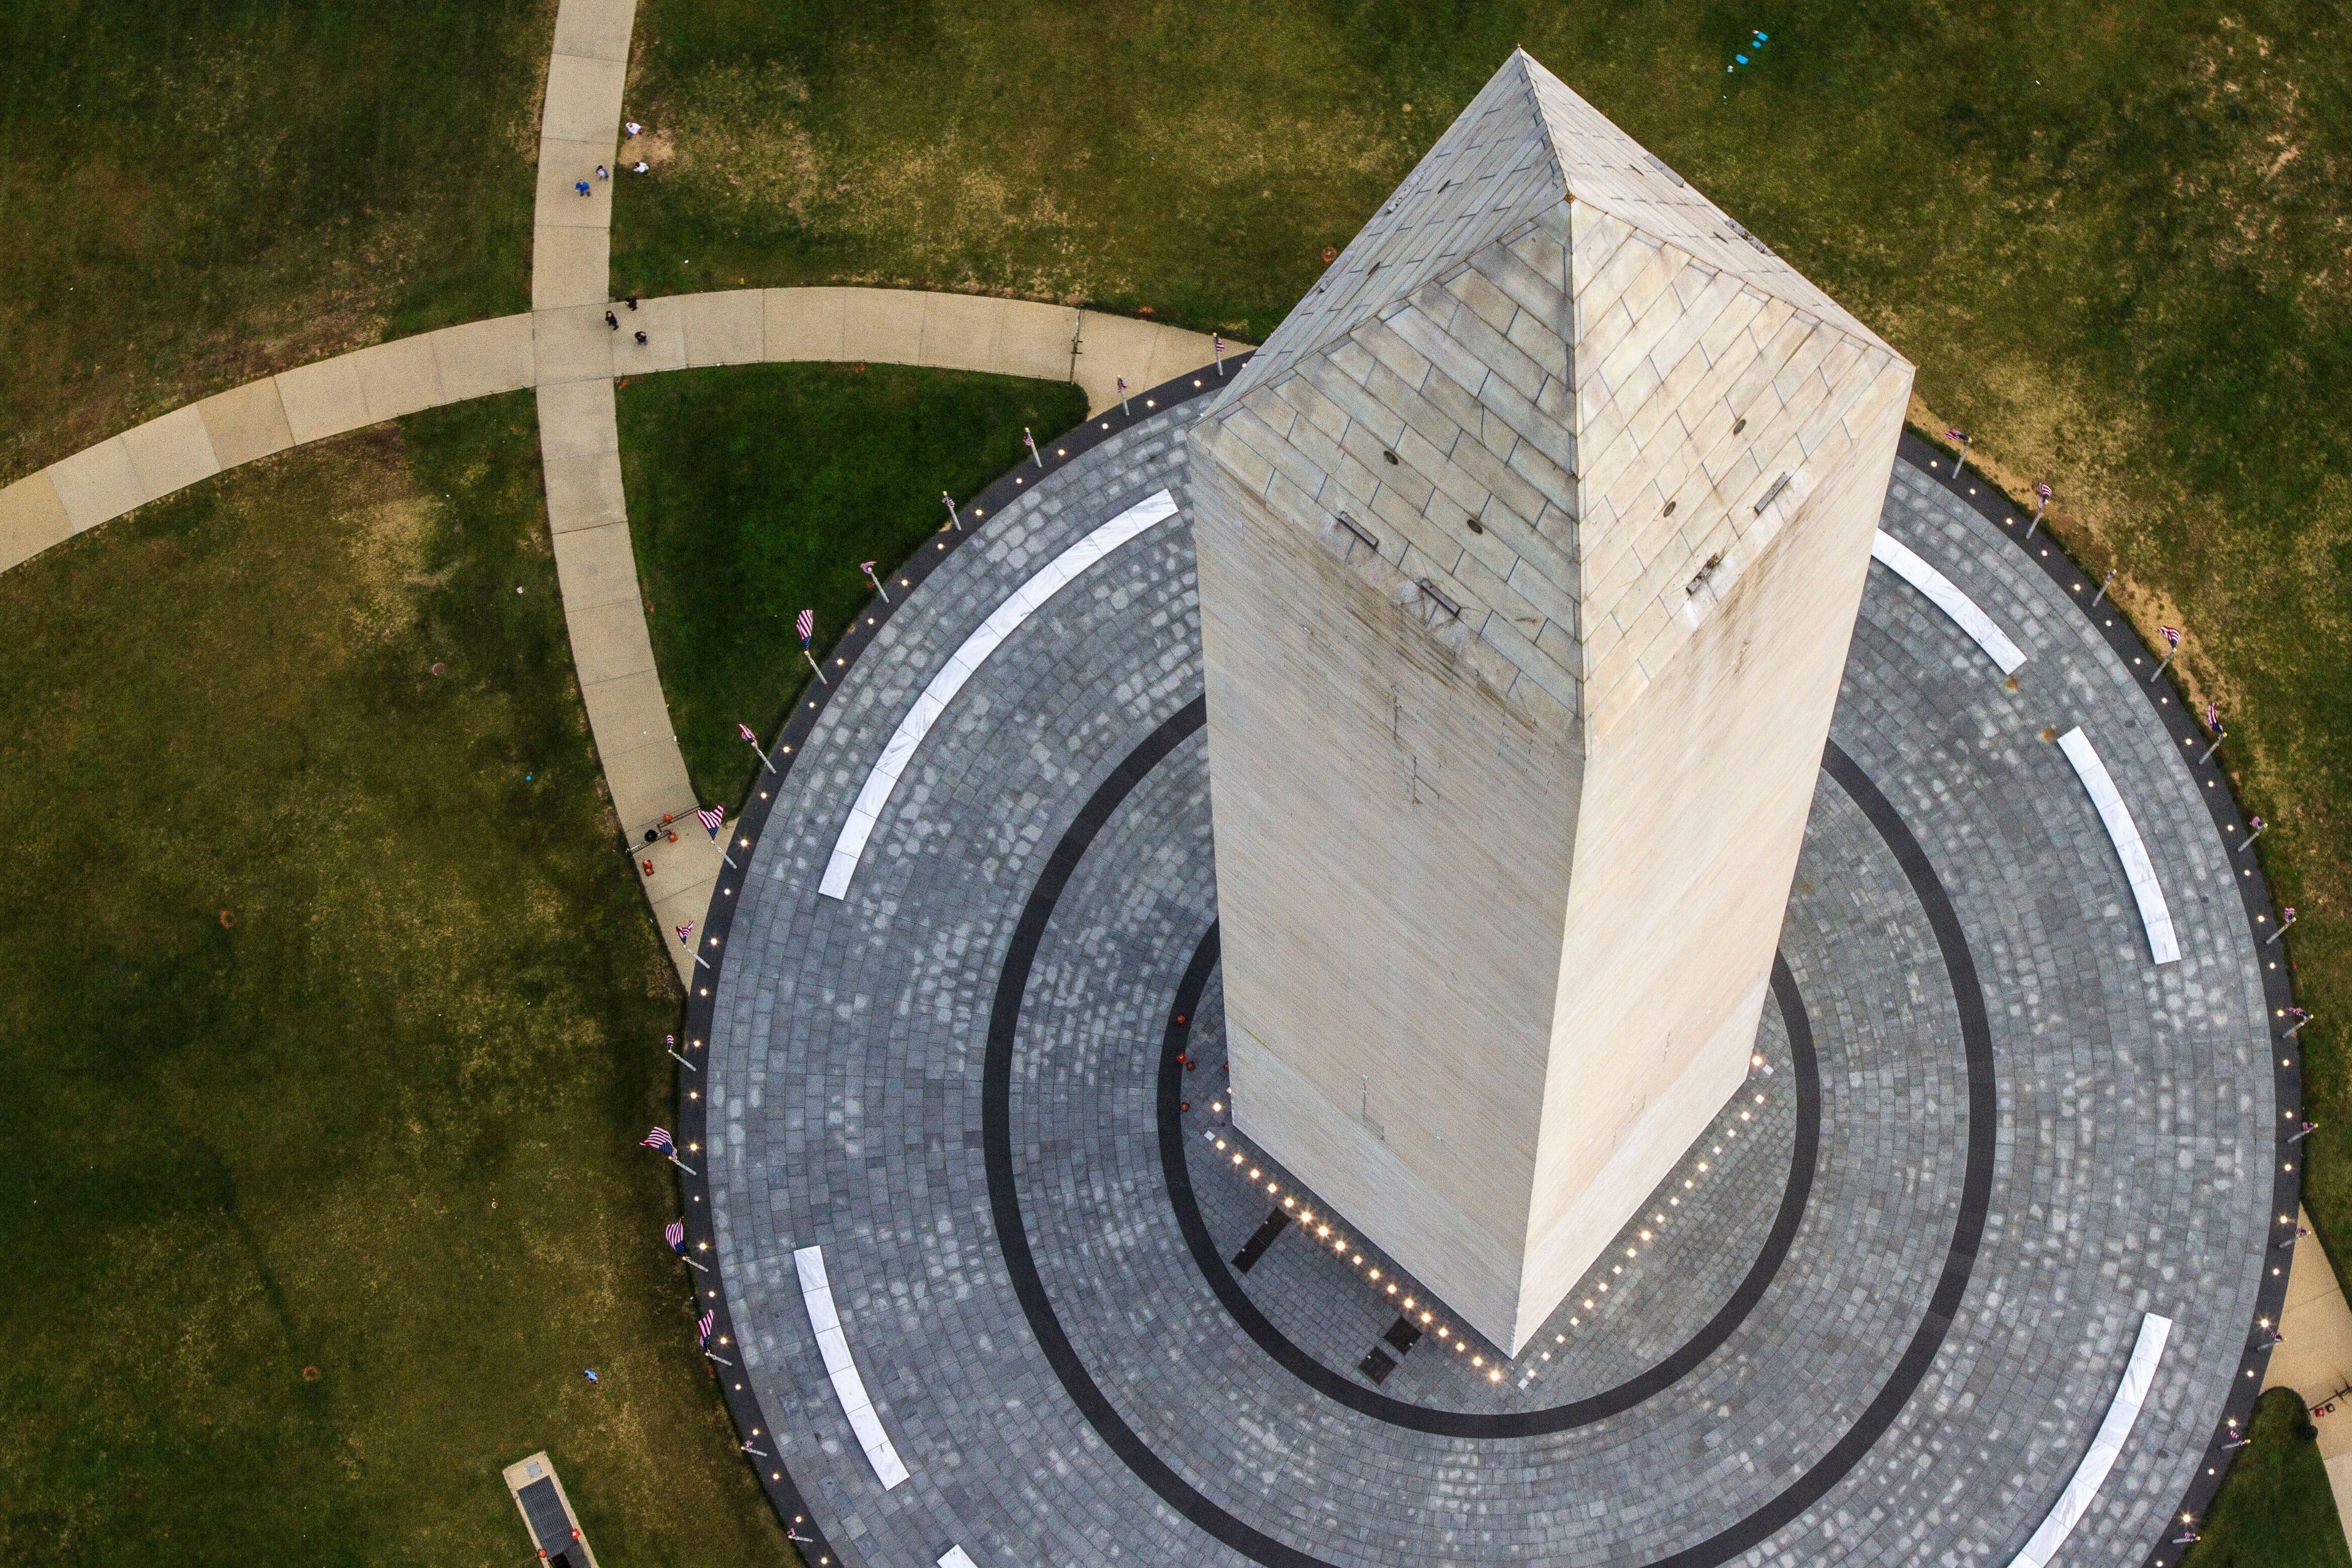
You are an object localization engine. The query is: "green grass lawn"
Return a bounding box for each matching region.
[616,0,2352,1287]
[619,363,1087,802]
[2187,1388,2350,1568]
[0,0,547,482]
[0,396,788,1568]
[1,0,2346,1559]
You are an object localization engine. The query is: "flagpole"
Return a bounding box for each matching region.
[742,736,775,772]
[704,1349,733,1365]
[2282,1014,2315,1039]
[2266,914,2296,945]
[943,491,963,530]
[861,562,891,603]
[2198,733,2224,765]
[682,1254,710,1272]
[667,1046,698,1071]
[668,1154,700,1176]
[2090,568,2115,607]
[2149,646,2178,684]
[2238,818,2266,853]
[803,649,827,684]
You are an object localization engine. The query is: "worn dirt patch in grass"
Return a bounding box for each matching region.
[0,397,791,1568]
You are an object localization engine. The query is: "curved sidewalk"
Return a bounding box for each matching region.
[0,0,1240,985]
[0,284,1238,979]
[0,290,1229,583]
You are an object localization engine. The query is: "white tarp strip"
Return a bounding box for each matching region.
[1872,529,2029,675]
[2005,1313,2173,1568]
[938,1550,981,1568]
[793,1245,911,1490]
[2056,727,2183,964]
[818,488,1182,899]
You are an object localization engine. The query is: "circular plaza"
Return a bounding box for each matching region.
[677,369,2296,1568]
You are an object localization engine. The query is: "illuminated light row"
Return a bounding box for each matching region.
[1210,1077,1776,1391]
[1207,1125,1493,1375]
[1520,1084,1775,1387]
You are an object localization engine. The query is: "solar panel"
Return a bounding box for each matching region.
[517,1477,572,1552]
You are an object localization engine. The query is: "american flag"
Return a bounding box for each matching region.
[2036,482,2052,500]
[642,1126,676,1153]
[859,559,877,575]
[697,1309,715,1346]
[675,919,695,946]
[2250,815,2266,831]
[796,608,814,646]
[2289,1007,2310,1022]
[1946,427,1966,442]
[665,1219,687,1253]
[2159,624,2182,649]
[2205,701,2222,734]
[696,805,725,839]
[2285,907,2297,922]
[739,722,758,744]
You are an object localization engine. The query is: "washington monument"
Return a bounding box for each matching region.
[1187,50,1914,1352]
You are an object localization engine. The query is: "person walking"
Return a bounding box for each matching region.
[631,160,650,175]
[575,178,590,197]
[633,331,648,345]
[624,120,642,138]
[595,164,611,181]
[605,310,620,330]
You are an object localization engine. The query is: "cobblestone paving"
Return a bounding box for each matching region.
[703,401,2274,1568]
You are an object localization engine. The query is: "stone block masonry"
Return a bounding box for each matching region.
[1189,48,1914,1351]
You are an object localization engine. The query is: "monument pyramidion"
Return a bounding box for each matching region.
[1186,48,1914,1353]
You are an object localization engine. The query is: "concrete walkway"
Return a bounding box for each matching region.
[0,294,1224,584]
[518,0,1229,971]
[523,0,715,968]
[2265,1207,2352,1545]
[0,315,539,575]
[0,283,1232,989]
[1,4,1236,985]
[0,0,1236,987]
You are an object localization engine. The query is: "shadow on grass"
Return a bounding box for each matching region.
[2188,1387,2348,1568]
[0,395,788,1567]
[619,361,1088,804]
